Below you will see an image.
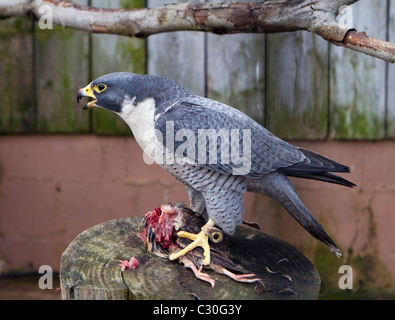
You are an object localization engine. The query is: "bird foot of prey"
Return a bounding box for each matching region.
[215,267,262,283]
[179,256,216,288]
[179,255,261,288]
[169,219,215,266]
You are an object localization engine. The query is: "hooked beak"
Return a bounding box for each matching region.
[77,84,97,110]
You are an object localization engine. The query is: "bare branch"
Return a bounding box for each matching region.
[1,0,395,63]
[333,30,395,63]
[0,0,324,37]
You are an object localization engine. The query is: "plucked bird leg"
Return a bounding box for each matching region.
[213,266,262,283]
[169,219,215,266]
[179,256,216,288]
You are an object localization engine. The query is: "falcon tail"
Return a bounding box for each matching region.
[258,172,342,257]
[278,148,356,188]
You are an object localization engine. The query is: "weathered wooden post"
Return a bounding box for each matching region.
[60,216,320,300]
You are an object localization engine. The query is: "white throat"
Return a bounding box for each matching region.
[117,97,158,153]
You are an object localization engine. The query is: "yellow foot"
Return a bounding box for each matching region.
[169,219,215,266]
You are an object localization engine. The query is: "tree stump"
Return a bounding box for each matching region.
[60,216,320,300]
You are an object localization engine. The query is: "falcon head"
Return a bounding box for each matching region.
[76,72,139,112]
[76,72,187,113]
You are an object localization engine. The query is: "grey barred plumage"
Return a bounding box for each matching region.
[77,72,355,257]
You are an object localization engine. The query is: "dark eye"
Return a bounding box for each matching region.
[96,83,107,92]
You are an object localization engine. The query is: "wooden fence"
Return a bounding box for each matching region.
[0,0,393,139]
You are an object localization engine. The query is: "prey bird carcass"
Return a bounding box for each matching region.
[138,203,262,288]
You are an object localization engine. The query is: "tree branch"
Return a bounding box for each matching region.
[1,0,395,63]
[334,30,395,63]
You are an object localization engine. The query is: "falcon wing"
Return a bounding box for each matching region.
[154,97,305,178]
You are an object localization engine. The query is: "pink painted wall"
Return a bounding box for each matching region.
[0,135,394,296]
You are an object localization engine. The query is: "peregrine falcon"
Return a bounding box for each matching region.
[77,72,355,265]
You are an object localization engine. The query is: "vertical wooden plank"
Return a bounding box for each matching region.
[34,0,91,133]
[206,0,265,123]
[330,0,387,139]
[147,0,205,96]
[91,0,146,135]
[387,0,395,137]
[265,31,329,140]
[0,18,35,133]
[206,33,265,123]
